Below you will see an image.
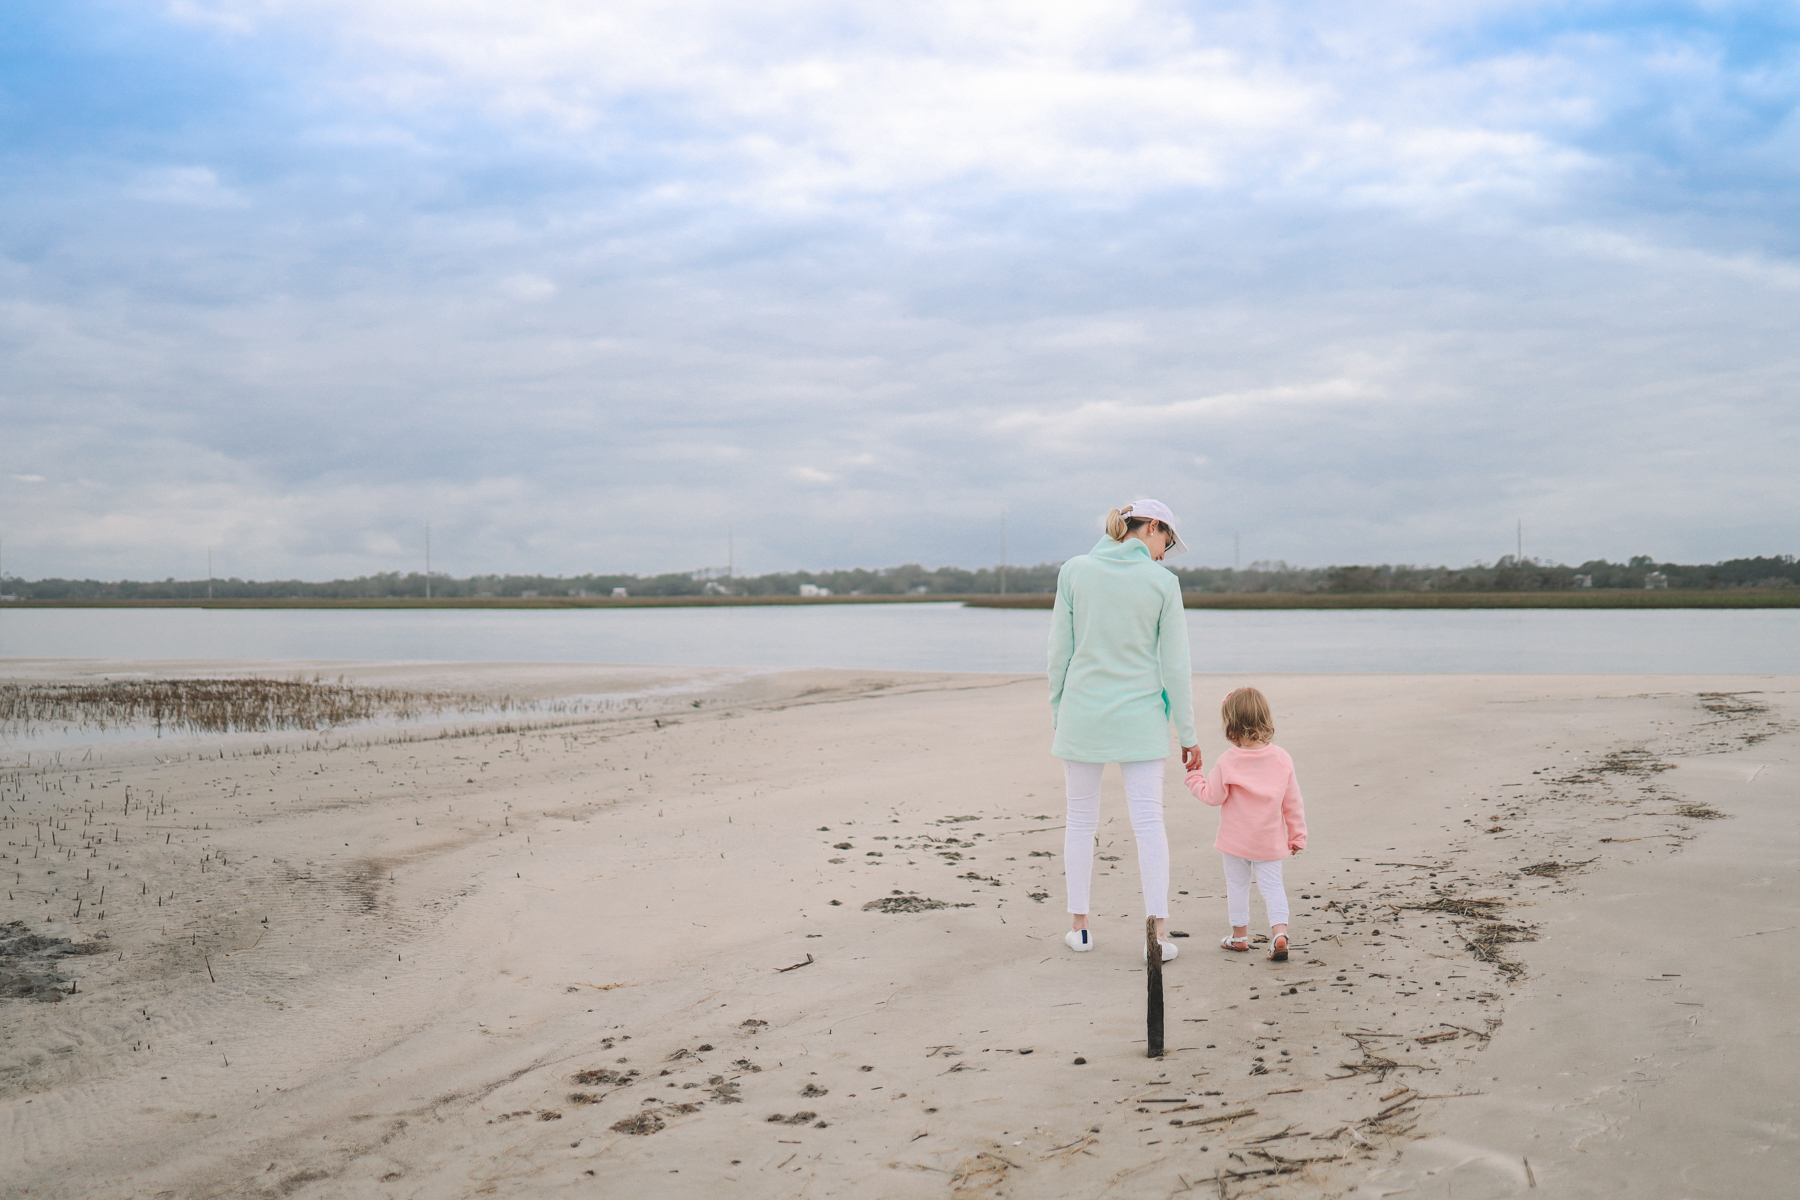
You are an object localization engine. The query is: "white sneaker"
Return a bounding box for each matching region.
[1143,939,1178,962]
[1064,928,1094,952]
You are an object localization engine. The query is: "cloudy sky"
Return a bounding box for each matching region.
[3,2,1797,580]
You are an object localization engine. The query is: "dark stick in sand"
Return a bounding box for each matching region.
[1146,917,1164,1058]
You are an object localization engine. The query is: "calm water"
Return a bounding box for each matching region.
[2,604,1797,674]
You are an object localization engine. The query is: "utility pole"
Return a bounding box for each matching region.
[425,523,432,600]
[207,548,213,600]
[999,508,1007,595]
[1234,529,1240,571]
[1517,519,1523,565]
[728,525,734,588]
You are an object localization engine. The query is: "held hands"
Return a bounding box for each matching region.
[1182,745,1202,772]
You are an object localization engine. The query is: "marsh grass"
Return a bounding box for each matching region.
[0,677,522,738]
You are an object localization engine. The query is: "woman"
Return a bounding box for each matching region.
[1047,498,1199,961]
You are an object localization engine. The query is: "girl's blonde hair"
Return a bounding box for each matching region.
[1104,507,1167,542]
[1221,687,1274,745]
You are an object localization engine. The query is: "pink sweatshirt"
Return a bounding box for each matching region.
[1185,743,1307,862]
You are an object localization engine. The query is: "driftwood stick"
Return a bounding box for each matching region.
[1174,1107,1258,1128]
[1146,917,1164,1058]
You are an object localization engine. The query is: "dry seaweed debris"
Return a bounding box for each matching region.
[1698,692,1766,719]
[766,1111,818,1125]
[0,922,105,1002]
[1406,896,1506,920]
[609,1112,664,1136]
[1698,691,1783,746]
[1562,747,1675,783]
[1359,1097,1419,1136]
[1326,1034,1441,1083]
[1401,894,1537,980]
[1464,923,1537,981]
[863,893,975,913]
[1519,859,1595,878]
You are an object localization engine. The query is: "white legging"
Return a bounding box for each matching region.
[1222,852,1290,928]
[1062,758,1169,919]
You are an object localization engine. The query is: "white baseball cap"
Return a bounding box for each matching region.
[1120,498,1188,557]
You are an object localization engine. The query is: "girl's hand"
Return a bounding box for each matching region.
[1288,843,1303,855]
[1182,745,1202,772]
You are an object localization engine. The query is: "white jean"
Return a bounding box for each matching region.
[1222,853,1289,928]
[1062,758,1169,919]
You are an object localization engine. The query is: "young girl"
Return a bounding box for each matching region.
[1185,687,1307,962]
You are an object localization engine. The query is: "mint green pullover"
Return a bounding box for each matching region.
[1048,536,1197,762]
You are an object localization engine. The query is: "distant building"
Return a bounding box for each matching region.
[1643,572,1669,590]
[568,588,590,597]
[1573,574,1593,588]
[611,587,629,598]
[799,584,831,597]
[520,590,540,598]
[703,581,731,595]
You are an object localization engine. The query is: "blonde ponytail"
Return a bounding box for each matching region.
[1106,504,1159,542]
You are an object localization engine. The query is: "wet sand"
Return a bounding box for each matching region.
[1,662,1794,1199]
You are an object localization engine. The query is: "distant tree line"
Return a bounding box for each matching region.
[1299,554,1800,593]
[4,554,1796,600]
[1,562,1057,600]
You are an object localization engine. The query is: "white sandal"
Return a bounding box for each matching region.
[1065,928,1094,952]
[1220,934,1250,952]
[1144,939,1178,962]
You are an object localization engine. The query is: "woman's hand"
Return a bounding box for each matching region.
[1182,745,1202,772]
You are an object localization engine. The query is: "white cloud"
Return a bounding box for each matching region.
[125,166,248,208]
[1548,227,1800,292]
[3,1,1795,580]
[166,0,1584,213]
[988,378,1386,453]
[496,273,558,301]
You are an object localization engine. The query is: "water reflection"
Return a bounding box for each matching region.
[1,603,1796,675]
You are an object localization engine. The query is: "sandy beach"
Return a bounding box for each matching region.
[2,662,1794,1199]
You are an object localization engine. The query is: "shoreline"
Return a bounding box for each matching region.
[2,587,1798,611]
[976,588,1800,610]
[1,664,1793,1198]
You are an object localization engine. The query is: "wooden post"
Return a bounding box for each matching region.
[1146,917,1164,1058]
